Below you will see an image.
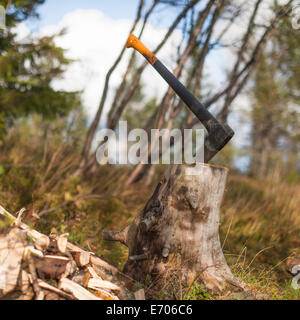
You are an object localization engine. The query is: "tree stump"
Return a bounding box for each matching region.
[103,163,247,293]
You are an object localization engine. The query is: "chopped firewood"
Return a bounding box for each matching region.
[67,242,119,275]
[60,260,77,279]
[18,270,30,292]
[0,204,133,300]
[71,270,86,286]
[86,266,101,279]
[59,278,102,300]
[134,289,145,300]
[0,228,26,296]
[88,277,121,292]
[33,255,70,279]
[57,235,68,254]
[85,266,120,292]
[38,280,73,299]
[16,270,34,300]
[90,255,119,276]
[72,251,90,267]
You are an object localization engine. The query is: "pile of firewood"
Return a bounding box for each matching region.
[0,205,144,300]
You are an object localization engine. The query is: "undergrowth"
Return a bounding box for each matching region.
[0,118,299,300]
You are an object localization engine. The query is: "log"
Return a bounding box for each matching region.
[103,163,247,292]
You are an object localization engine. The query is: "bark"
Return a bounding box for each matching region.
[103,163,247,293]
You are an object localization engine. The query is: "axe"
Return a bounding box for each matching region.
[126,34,234,162]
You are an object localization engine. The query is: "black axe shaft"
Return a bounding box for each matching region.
[126,34,234,162]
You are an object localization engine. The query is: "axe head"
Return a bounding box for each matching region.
[204,121,234,162]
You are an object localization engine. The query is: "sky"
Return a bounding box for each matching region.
[26,0,140,31]
[17,0,283,171]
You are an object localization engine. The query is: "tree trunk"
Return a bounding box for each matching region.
[103,163,247,293]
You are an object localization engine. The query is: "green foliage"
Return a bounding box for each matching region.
[184,282,211,300]
[0,0,80,138]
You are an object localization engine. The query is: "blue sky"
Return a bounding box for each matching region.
[26,0,140,31]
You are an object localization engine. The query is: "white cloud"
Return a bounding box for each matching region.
[12,22,30,41]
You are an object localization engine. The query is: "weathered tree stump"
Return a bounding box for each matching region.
[103,163,247,292]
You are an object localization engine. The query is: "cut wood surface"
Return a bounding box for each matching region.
[71,251,90,267]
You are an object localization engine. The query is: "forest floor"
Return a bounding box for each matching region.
[0,128,299,300]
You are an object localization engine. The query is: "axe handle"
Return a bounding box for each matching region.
[126,34,234,162]
[126,34,220,133]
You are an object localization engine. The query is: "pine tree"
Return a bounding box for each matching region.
[0,0,80,138]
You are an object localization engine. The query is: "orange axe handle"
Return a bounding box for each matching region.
[126,34,158,65]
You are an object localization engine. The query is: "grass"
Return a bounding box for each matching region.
[0,120,299,300]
